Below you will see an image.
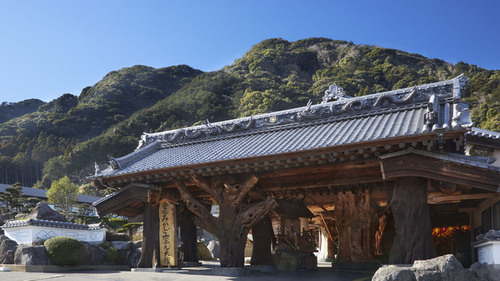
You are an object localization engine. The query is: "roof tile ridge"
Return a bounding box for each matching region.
[159,103,429,150]
[120,76,466,155]
[108,141,161,170]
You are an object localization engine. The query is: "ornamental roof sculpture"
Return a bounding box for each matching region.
[321,84,352,103]
[96,75,474,179]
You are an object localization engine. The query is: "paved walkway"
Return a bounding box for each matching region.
[0,269,373,281]
[0,262,374,281]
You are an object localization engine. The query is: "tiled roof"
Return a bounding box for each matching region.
[468,127,500,140]
[96,75,472,179]
[0,184,102,204]
[77,194,103,204]
[2,219,102,230]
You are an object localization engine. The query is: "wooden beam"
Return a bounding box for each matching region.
[320,213,335,243]
[259,174,383,191]
[380,152,500,191]
[458,207,480,213]
[305,193,336,219]
[428,192,499,204]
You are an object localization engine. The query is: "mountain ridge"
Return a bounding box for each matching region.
[1,37,498,187]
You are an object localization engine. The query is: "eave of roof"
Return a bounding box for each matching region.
[92,184,149,216]
[379,149,500,191]
[468,127,500,140]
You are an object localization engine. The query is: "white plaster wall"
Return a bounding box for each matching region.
[4,226,106,245]
[465,144,500,167]
[492,149,500,167]
[474,241,500,266]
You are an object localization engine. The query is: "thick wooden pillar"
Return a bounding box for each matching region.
[333,190,378,262]
[175,175,277,267]
[389,177,436,264]
[137,201,160,268]
[250,215,274,265]
[179,206,198,263]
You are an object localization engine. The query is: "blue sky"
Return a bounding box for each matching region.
[1,0,499,103]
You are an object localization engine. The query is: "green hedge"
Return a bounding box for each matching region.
[44,236,87,266]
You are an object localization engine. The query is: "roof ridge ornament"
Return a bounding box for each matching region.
[108,155,121,170]
[94,162,101,175]
[423,95,439,132]
[322,84,352,103]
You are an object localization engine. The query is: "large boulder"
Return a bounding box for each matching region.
[133,240,142,249]
[0,235,18,264]
[110,241,132,265]
[81,242,106,265]
[372,265,416,281]
[412,254,465,281]
[111,241,132,251]
[26,202,67,222]
[128,247,141,267]
[470,262,500,281]
[372,255,467,281]
[14,245,51,265]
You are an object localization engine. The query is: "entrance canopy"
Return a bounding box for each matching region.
[92,75,499,224]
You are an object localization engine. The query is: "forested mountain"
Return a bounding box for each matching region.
[1,38,499,188]
[0,99,45,123]
[0,65,202,186]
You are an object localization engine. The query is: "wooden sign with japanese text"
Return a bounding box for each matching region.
[159,200,177,267]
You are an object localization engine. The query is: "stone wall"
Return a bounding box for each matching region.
[0,235,141,267]
[373,254,500,281]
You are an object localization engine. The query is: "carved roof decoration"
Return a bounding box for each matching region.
[94,75,473,178]
[135,75,468,149]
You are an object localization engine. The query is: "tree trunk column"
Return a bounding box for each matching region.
[250,215,274,265]
[175,175,277,268]
[219,234,247,267]
[389,177,436,264]
[138,201,160,268]
[179,206,198,263]
[333,190,378,262]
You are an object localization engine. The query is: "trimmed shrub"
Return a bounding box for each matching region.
[44,236,86,266]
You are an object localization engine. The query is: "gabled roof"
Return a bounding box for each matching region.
[0,184,102,204]
[96,75,472,180]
